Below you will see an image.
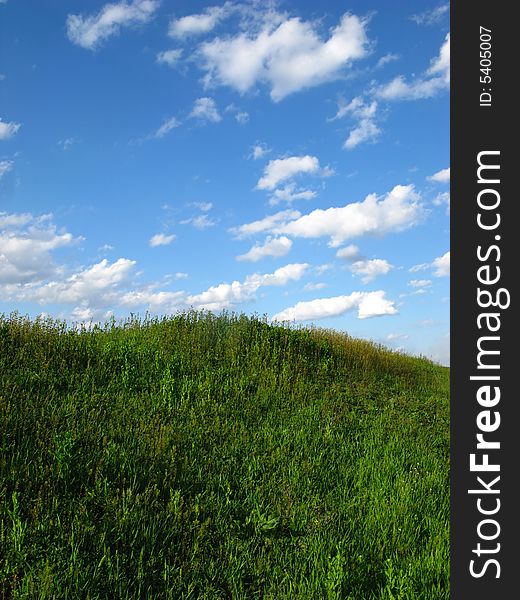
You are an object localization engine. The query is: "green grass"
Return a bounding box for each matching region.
[0,310,449,599]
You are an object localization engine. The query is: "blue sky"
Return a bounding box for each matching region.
[0,0,450,364]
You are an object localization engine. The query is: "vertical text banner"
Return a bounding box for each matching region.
[451,1,517,598]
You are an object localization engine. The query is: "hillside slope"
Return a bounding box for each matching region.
[0,311,449,599]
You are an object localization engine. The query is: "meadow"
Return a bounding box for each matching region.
[0,311,449,599]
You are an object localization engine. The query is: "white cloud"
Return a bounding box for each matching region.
[119,288,185,312]
[199,12,370,101]
[432,251,450,277]
[236,236,292,262]
[153,116,180,138]
[269,183,316,205]
[304,282,326,291]
[409,262,430,273]
[174,272,188,279]
[180,214,217,229]
[329,97,381,149]
[230,209,301,239]
[245,262,308,288]
[189,202,213,212]
[0,212,81,285]
[349,258,393,283]
[387,332,409,341]
[168,3,233,39]
[427,34,450,79]
[409,279,432,288]
[377,33,450,101]
[274,184,424,247]
[0,118,21,140]
[257,155,331,190]
[156,49,183,67]
[344,118,381,149]
[235,111,250,124]
[149,233,176,247]
[427,167,450,183]
[433,191,450,212]
[28,258,136,306]
[0,160,13,179]
[66,0,159,50]
[330,96,377,121]
[315,263,333,275]
[334,241,393,284]
[411,4,449,26]
[189,97,222,122]
[272,290,397,321]
[1,212,307,320]
[376,53,399,68]
[335,244,360,260]
[187,262,308,311]
[251,143,270,160]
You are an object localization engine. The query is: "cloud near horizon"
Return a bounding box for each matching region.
[272,290,397,321]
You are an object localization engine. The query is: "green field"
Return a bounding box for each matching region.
[0,311,449,599]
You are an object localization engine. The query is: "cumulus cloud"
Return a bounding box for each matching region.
[0,211,309,320]
[335,244,360,260]
[198,12,370,101]
[329,96,381,150]
[272,290,397,321]
[427,167,450,183]
[189,97,222,123]
[410,251,449,278]
[117,263,307,316]
[187,262,308,311]
[432,251,450,277]
[336,245,393,282]
[156,49,183,67]
[0,118,21,140]
[149,233,176,247]
[349,258,393,283]
[66,0,159,50]
[268,183,316,205]
[257,155,331,190]
[236,236,292,262]
[0,212,81,285]
[229,209,301,239]
[376,33,450,101]
[345,119,381,149]
[375,53,399,69]
[274,184,424,247]
[169,3,233,39]
[27,258,137,306]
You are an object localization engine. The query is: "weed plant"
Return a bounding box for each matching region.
[0,311,449,599]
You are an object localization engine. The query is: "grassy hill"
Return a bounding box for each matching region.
[0,311,449,599]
